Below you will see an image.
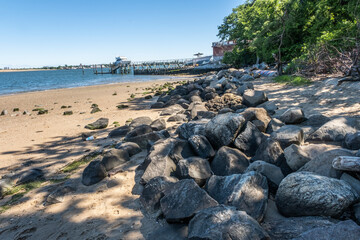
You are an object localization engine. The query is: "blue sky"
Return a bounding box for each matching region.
[0,0,243,68]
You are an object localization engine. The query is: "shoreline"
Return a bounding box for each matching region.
[0,69,57,73]
[0,75,194,97]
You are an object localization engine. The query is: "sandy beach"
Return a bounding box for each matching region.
[0,78,190,176]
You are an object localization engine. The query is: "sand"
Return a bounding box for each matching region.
[0,75,359,239]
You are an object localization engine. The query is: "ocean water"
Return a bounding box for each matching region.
[0,69,183,95]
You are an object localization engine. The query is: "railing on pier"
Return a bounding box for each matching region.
[92,58,194,75]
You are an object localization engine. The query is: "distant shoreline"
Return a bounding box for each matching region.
[0,69,56,73]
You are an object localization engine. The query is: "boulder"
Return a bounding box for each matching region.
[160,104,184,116]
[205,172,268,222]
[211,146,249,176]
[240,74,255,82]
[176,157,212,186]
[176,120,208,139]
[242,89,268,107]
[167,114,188,122]
[129,116,152,128]
[246,160,284,191]
[241,107,271,131]
[160,179,218,223]
[195,111,217,120]
[82,160,107,186]
[204,92,218,101]
[17,168,44,184]
[108,125,131,138]
[234,121,264,157]
[284,144,311,171]
[101,149,130,171]
[189,95,202,103]
[236,82,254,96]
[258,101,278,115]
[354,203,360,223]
[275,172,359,217]
[270,125,304,149]
[280,107,306,124]
[299,148,354,178]
[140,176,178,216]
[169,139,196,163]
[262,216,338,240]
[115,142,141,157]
[252,138,285,166]
[266,118,284,134]
[340,173,360,195]
[125,125,153,139]
[46,184,76,205]
[343,132,360,150]
[190,104,208,119]
[292,220,360,240]
[205,113,245,149]
[188,135,215,159]
[151,102,165,109]
[188,205,270,240]
[125,131,167,149]
[150,118,166,131]
[333,156,360,172]
[140,138,178,185]
[218,108,234,114]
[85,118,109,130]
[308,117,360,142]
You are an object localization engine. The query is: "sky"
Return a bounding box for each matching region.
[0,0,244,68]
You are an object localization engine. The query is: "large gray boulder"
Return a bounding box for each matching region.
[242,89,268,107]
[205,113,245,149]
[343,131,360,150]
[275,172,359,217]
[246,160,284,192]
[140,176,178,216]
[205,172,268,222]
[258,101,278,115]
[125,125,153,139]
[160,104,185,116]
[176,157,212,186]
[150,118,166,131]
[125,131,167,149]
[108,125,131,138]
[234,121,264,156]
[284,144,311,171]
[266,118,285,134]
[140,138,178,185]
[188,135,215,159]
[115,142,141,157]
[261,216,338,240]
[129,116,152,128]
[280,108,306,124]
[101,149,130,171]
[169,138,196,163]
[241,107,272,131]
[252,138,285,166]
[211,146,249,176]
[176,120,209,139]
[292,220,360,240]
[299,148,354,178]
[85,118,109,130]
[82,160,107,186]
[188,205,270,240]
[160,179,218,223]
[308,117,360,142]
[270,125,304,149]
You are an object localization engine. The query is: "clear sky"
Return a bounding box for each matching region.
[0,0,243,68]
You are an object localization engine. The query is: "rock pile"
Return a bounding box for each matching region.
[80,69,360,239]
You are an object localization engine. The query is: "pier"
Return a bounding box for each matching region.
[92,58,214,75]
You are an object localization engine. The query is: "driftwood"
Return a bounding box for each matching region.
[337,76,360,85]
[332,156,360,172]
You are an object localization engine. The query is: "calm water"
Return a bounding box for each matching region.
[0,69,183,95]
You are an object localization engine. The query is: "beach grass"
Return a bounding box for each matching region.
[61,153,101,173]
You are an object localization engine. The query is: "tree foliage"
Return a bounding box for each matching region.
[218,0,360,74]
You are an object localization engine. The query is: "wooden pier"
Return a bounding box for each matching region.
[92,58,193,75]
